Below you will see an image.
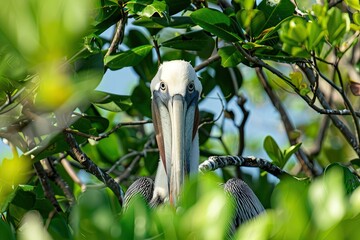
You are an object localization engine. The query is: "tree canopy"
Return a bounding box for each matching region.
[1,0,360,239]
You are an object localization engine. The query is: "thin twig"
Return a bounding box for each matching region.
[199,155,290,178]
[153,38,162,66]
[236,94,250,156]
[64,131,124,206]
[300,64,360,156]
[194,54,221,72]
[44,157,75,206]
[34,161,62,212]
[309,116,331,157]
[104,9,127,58]
[256,67,317,177]
[64,119,152,141]
[60,154,86,192]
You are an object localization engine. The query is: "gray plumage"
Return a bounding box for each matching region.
[224,178,265,232]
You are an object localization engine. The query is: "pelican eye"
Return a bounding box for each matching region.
[188,82,195,93]
[159,81,167,91]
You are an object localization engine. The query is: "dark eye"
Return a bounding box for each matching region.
[160,81,166,91]
[188,82,195,93]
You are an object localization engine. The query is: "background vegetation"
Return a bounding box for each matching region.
[1,0,360,239]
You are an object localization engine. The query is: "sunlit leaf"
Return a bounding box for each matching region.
[218,46,244,67]
[263,136,283,167]
[127,0,167,17]
[191,8,242,42]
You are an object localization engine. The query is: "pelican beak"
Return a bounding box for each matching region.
[152,92,199,205]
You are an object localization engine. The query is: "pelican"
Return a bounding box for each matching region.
[124,60,264,229]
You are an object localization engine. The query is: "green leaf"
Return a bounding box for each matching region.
[263,136,283,167]
[161,30,214,52]
[125,29,157,80]
[345,0,360,10]
[350,158,360,168]
[306,20,324,50]
[93,0,121,34]
[325,163,360,195]
[0,221,15,240]
[165,0,190,15]
[218,46,244,67]
[90,91,132,112]
[258,0,295,31]
[133,16,195,29]
[104,45,153,70]
[213,62,243,96]
[190,8,242,42]
[327,8,350,45]
[283,142,302,163]
[237,9,266,37]
[127,0,167,17]
[353,12,360,25]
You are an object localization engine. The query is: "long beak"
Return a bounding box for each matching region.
[152,93,199,205]
[169,94,186,205]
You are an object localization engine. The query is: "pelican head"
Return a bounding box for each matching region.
[151,60,202,205]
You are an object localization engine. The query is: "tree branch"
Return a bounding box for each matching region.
[199,155,290,178]
[64,119,152,142]
[104,8,127,58]
[300,64,360,156]
[64,131,124,206]
[34,161,62,212]
[256,67,317,177]
[194,54,221,72]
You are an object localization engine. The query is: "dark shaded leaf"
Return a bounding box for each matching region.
[257,0,295,32]
[161,30,215,53]
[104,45,153,70]
[128,80,152,118]
[166,0,191,15]
[8,189,36,227]
[125,29,157,80]
[90,90,132,112]
[93,0,122,34]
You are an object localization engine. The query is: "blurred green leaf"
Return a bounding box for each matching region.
[104,45,153,70]
[327,7,350,45]
[191,8,242,42]
[325,163,360,195]
[0,221,15,240]
[345,0,360,10]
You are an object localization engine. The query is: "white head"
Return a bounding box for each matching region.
[150,60,202,204]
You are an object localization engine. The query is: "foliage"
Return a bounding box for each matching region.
[0,0,360,239]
